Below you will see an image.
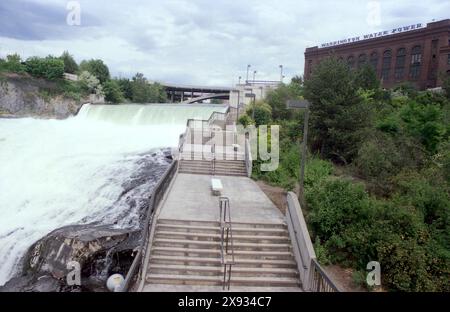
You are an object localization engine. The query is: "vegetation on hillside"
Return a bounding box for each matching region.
[0,52,167,104]
[239,57,450,292]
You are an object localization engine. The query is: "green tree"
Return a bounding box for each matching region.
[246,100,272,126]
[304,56,369,164]
[266,82,303,120]
[60,51,78,74]
[103,80,124,103]
[117,78,133,100]
[79,59,110,84]
[131,73,167,103]
[25,56,64,80]
[354,64,380,91]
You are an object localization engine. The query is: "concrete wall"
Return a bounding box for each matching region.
[229,82,280,108]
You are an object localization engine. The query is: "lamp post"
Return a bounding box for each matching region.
[279,65,284,82]
[246,65,251,83]
[238,76,242,85]
[253,70,257,82]
[286,99,310,197]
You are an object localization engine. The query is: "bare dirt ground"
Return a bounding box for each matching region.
[256,180,288,214]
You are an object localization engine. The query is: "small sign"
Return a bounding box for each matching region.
[287,99,310,109]
[245,93,255,98]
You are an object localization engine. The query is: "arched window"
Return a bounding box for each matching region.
[410,45,422,79]
[395,48,406,80]
[347,55,355,69]
[358,54,367,67]
[381,50,392,80]
[370,52,378,69]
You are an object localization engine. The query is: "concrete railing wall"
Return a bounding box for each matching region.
[285,192,317,290]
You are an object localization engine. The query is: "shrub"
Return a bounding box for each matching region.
[25,56,64,80]
[103,80,124,103]
[60,51,78,74]
[78,71,103,95]
[0,53,26,73]
[238,114,254,127]
[79,59,110,83]
[246,100,272,126]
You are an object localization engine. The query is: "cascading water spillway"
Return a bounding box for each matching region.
[0,103,228,287]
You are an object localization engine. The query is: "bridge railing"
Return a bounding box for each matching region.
[119,160,178,292]
[285,192,340,292]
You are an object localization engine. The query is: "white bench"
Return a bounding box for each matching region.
[211,178,223,196]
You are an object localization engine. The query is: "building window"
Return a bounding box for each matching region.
[410,45,422,80]
[347,55,355,69]
[358,54,367,67]
[448,54,450,65]
[308,60,313,74]
[370,52,378,69]
[381,50,392,80]
[395,48,406,80]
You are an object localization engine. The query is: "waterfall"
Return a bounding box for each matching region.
[0,103,227,286]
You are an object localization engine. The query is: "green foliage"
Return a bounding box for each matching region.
[25,56,65,80]
[60,51,78,74]
[0,53,26,73]
[237,114,254,127]
[79,59,110,84]
[304,56,370,164]
[130,73,167,103]
[77,71,103,95]
[265,82,303,120]
[103,79,124,103]
[354,64,380,91]
[116,78,133,100]
[246,100,272,126]
[443,76,450,100]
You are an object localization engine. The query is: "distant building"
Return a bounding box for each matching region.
[229,81,280,109]
[304,19,450,90]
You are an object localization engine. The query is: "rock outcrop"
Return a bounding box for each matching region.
[0,73,88,119]
[0,224,140,292]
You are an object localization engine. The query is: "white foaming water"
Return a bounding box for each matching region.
[0,104,227,285]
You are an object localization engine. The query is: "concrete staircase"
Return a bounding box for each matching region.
[145,219,301,288]
[179,159,247,176]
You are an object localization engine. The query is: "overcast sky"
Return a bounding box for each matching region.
[0,0,449,86]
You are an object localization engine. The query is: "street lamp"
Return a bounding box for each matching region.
[286,99,310,197]
[238,76,242,85]
[279,65,284,82]
[246,65,251,83]
[253,70,257,82]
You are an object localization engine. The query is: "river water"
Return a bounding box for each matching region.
[0,103,227,285]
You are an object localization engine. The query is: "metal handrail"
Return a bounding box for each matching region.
[310,259,340,292]
[119,160,178,292]
[219,197,235,290]
[211,144,216,175]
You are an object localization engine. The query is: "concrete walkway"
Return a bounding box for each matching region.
[157,173,285,224]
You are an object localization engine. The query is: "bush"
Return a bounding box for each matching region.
[79,59,110,83]
[78,71,103,95]
[131,73,167,103]
[25,56,64,80]
[246,100,272,126]
[238,114,254,127]
[0,54,26,73]
[103,80,124,103]
[60,51,78,74]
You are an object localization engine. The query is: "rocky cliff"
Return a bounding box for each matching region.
[0,73,90,119]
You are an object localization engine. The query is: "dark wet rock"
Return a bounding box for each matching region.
[0,224,139,292]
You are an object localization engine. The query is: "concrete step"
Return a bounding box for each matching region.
[149,255,297,268]
[151,247,294,260]
[155,231,290,243]
[155,224,289,236]
[148,264,299,278]
[146,274,299,287]
[156,219,288,229]
[153,239,292,252]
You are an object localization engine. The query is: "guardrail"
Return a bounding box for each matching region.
[119,160,178,292]
[285,192,340,292]
[244,138,252,178]
[219,197,235,290]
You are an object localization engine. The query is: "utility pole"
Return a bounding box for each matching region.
[253,70,257,82]
[246,65,251,83]
[279,65,283,82]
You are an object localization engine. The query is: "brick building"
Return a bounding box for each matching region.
[304,19,450,90]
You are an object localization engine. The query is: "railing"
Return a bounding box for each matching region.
[119,160,178,292]
[219,197,235,290]
[310,259,340,292]
[285,192,340,292]
[211,144,216,175]
[244,138,252,178]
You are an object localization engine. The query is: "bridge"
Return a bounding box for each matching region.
[119,109,340,292]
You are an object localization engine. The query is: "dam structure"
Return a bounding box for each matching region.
[115,104,339,292]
